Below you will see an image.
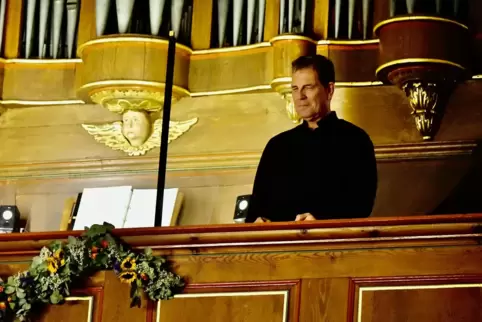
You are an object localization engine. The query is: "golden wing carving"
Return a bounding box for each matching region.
[81,122,132,153]
[145,117,198,148]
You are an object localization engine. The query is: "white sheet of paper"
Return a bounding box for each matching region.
[73,186,133,230]
[123,188,179,228]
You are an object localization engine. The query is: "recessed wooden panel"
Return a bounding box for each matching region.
[327,45,379,82]
[357,284,482,322]
[189,47,272,93]
[153,281,300,322]
[157,291,287,322]
[37,296,93,322]
[34,286,104,322]
[2,62,78,101]
[101,272,150,322]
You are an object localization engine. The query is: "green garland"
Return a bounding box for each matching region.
[0,223,184,321]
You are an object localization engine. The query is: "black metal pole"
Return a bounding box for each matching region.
[154,31,176,227]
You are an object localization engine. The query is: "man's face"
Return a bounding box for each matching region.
[122,110,151,146]
[291,67,334,122]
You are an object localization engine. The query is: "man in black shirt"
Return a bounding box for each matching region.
[245,55,377,223]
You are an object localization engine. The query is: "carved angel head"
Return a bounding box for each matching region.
[121,110,152,147]
[82,112,197,156]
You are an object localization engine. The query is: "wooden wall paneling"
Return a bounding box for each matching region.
[171,245,482,283]
[312,0,330,40]
[155,281,300,322]
[77,40,191,101]
[189,47,272,92]
[2,62,78,100]
[299,278,351,322]
[470,0,482,75]
[0,61,4,98]
[36,287,104,322]
[3,0,23,58]
[327,44,379,82]
[351,275,482,322]
[15,193,77,230]
[0,183,16,204]
[264,0,280,41]
[372,0,390,39]
[190,0,213,50]
[76,0,97,52]
[468,0,482,34]
[101,272,150,322]
[473,38,482,75]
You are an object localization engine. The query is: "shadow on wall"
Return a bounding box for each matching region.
[431,140,482,214]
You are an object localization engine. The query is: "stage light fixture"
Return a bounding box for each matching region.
[233,195,251,223]
[0,205,20,233]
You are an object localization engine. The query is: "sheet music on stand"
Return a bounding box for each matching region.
[72,186,182,230]
[124,188,179,228]
[72,186,133,230]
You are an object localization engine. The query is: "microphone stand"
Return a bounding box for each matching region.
[154,31,176,227]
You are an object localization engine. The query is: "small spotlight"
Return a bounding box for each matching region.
[0,206,20,233]
[233,195,251,223]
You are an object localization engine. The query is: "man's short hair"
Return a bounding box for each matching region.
[291,55,335,88]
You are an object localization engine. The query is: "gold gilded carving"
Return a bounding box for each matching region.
[403,82,442,141]
[271,78,302,124]
[64,296,94,322]
[82,110,198,156]
[90,89,183,114]
[282,93,302,124]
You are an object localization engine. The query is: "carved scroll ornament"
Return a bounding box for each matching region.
[402,81,453,141]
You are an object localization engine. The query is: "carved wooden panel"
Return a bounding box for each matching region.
[35,287,103,322]
[153,281,300,322]
[350,275,482,322]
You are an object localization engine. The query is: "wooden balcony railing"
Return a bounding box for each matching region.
[0,0,477,58]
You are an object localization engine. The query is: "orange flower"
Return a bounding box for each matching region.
[91,246,99,253]
[140,273,148,281]
[7,297,12,303]
[91,253,98,260]
[0,302,5,309]
[0,286,4,293]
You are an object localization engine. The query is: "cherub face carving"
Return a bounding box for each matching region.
[121,110,151,147]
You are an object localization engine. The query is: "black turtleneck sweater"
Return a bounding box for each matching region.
[245,112,377,223]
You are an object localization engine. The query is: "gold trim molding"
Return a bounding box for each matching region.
[0,141,476,181]
[0,99,85,106]
[0,58,82,64]
[78,80,191,99]
[3,75,482,106]
[357,283,482,322]
[190,85,272,97]
[376,58,466,76]
[157,291,289,322]
[64,296,94,322]
[317,39,379,45]
[270,34,318,44]
[192,42,271,55]
[374,15,469,35]
[77,35,193,56]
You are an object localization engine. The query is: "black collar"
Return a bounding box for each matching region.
[300,111,338,130]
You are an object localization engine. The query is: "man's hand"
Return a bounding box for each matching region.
[254,217,271,223]
[295,213,317,221]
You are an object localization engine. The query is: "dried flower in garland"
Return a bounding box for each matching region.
[0,223,184,321]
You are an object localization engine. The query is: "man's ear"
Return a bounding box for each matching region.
[326,82,335,100]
